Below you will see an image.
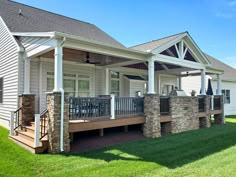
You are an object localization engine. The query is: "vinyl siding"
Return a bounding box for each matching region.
[0,18,19,128]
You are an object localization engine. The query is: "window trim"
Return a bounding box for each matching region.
[110,71,120,96]
[46,72,91,97]
[222,89,230,104]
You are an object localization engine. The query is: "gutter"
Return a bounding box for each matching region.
[58,37,66,152]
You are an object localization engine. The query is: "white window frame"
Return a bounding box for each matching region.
[222,89,230,104]
[110,71,120,96]
[46,72,91,97]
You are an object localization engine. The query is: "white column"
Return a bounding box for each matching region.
[201,69,206,95]
[53,42,63,92]
[110,94,115,119]
[216,74,222,95]
[23,54,31,94]
[148,59,155,94]
[105,68,109,95]
[10,111,14,136]
[178,76,182,90]
[34,114,40,148]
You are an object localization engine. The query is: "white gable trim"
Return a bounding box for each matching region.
[151,33,211,66]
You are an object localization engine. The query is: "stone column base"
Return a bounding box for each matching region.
[143,94,161,138]
[19,94,35,126]
[47,92,70,153]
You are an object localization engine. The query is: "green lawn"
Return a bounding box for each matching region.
[1,117,236,177]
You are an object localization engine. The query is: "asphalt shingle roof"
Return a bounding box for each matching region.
[130,32,186,52]
[0,0,125,48]
[205,53,236,81]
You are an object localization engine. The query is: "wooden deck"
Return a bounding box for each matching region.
[198,109,223,117]
[69,115,172,133]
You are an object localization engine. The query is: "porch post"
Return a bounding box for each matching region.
[148,58,155,94]
[53,42,63,92]
[178,76,182,90]
[216,74,222,95]
[23,54,31,94]
[201,69,206,95]
[105,68,109,95]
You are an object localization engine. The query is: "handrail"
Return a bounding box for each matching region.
[39,109,49,140]
[14,107,22,130]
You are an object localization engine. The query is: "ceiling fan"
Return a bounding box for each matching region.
[85,52,101,65]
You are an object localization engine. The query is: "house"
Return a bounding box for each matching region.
[0,0,224,153]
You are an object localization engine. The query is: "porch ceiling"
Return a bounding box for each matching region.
[39,48,132,66]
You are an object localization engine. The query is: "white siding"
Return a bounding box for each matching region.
[129,80,146,97]
[181,75,211,96]
[30,60,40,113]
[0,18,19,128]
[123,77,130,96]
[95,68,105,96]
[159,74,178,95]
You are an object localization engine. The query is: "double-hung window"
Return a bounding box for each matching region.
[0,78,3,103]
[110,71,120,96]
[222,89,230,104]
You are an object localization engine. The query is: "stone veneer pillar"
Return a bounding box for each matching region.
[199,96,211,128]
[143,94,161,138]
[170,96,199,133]
[214,95,224,124]
[47,92,70,153]
[19,94,35,126]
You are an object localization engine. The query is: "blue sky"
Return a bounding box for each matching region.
[14,0,236,68]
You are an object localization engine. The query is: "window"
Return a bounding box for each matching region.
[0,78,3,103]
[47,72,90,97]
[222,89,230,104]
[78,80,90,96]
[110,71,120,96]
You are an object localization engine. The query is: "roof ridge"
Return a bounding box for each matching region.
[130,31,188,48]
[9,0,93,26]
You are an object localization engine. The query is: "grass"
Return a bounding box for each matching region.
[1,117,236,177]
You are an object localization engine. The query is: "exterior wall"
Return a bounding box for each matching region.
[212,80,236,115]
[129,80,146,97]
[0,18,19,128]
[181,75,211,96]
[158,74,178,95]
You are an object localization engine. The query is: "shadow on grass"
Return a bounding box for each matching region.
[65,120,236,169]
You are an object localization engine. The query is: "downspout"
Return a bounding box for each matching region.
[58,37,66,152]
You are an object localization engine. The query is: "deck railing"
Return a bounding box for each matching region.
[214,96,221,110]
[115,97,144,117]
[69,97,111,120]
[198,96,205,112]
[160,97,170,115]
[13,107,22,130]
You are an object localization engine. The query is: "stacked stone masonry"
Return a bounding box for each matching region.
[19,94,35,126]
[47,92,70,153]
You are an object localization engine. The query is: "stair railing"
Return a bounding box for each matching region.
[34,109,49,148]
[10,107,22,136]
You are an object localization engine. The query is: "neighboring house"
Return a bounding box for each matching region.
[0,0,224,153]
[182,54,236,115]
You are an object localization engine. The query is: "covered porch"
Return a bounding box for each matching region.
[11,32,225,153]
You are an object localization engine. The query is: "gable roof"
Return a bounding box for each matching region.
[204,53,236,82]
[0,0,125,48]
[130,32,186,52]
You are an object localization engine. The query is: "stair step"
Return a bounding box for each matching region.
[9,135,48,154]
[16,131,35,141]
